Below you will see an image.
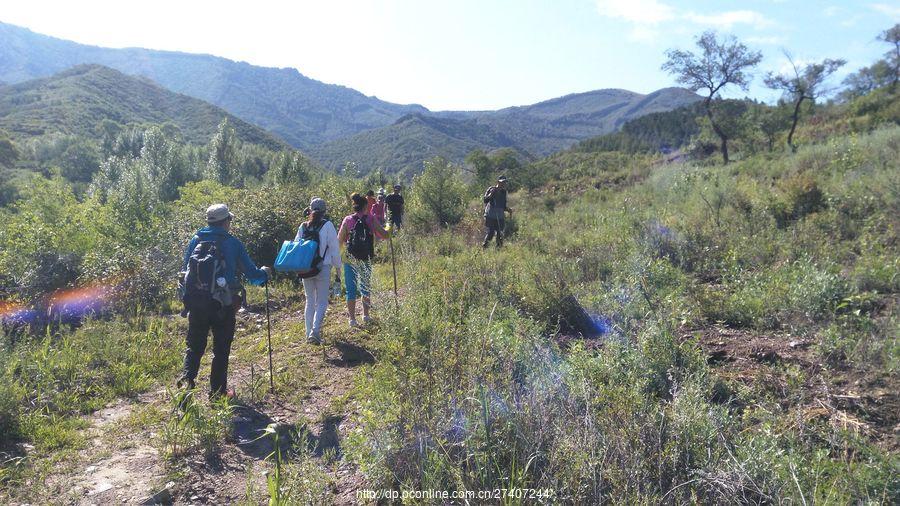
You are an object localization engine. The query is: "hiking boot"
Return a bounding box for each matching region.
[176,376,195,390]
[363,316,373,325]
[349,319,359,328]
[209,388,235,402]
[308,332,322,345]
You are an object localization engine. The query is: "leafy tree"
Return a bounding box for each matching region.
[465,148,523,191]
[112,126,145,158]
[465,149,493,189]
[0,170,18,207]
[58,139,102,183]
[408,157,467,229]
[269,151,311,187]
[662,31,762,163]
[752,102,791,152]
[694,99,752,159]
[205,119,241,187]
[840,60,893,100]
[96,119,123,156]
[765,55,845,152]
[879,23,900,89]
[140,127,193,201]
[0,137,18,170]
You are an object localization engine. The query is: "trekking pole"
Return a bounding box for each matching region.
[265,281,274,394]
[388,230,399,311]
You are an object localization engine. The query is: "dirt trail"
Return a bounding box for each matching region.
[39,297,375,505]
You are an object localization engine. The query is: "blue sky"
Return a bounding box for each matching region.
[4,0,899,110]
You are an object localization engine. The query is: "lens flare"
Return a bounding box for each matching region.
[589,313,613,336]
[1,279,120,327]
[48,282,113,321]
[0,301,41,325]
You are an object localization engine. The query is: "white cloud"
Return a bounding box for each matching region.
[870,3,900,18]
[683,10,774,30]
[823,6,840,17]
[595,0,775,43]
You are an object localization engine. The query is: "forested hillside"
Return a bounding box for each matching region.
[0,21,428,149]
[0,64,286,150]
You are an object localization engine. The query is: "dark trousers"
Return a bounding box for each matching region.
[389,213,403,229]
[182,301,236,396]
[482,217,505,248]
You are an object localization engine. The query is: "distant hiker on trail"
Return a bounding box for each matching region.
[178,204,272,398]
[482,176,512,248]
[338,193,389,328]
[295,198,342,345]
[385,184,404,229]
[365,190,377,215]
[372,188,387,225]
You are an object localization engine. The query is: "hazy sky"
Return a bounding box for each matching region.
[3,0,898,110]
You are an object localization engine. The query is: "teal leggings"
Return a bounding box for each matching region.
[344,261,372,301]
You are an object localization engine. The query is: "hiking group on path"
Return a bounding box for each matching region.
[177,176,512,398]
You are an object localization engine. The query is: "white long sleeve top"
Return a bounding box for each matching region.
[295,220,342,270]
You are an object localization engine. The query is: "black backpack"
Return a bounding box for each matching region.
[346,216,374,261]
[296,220,329,279]
[181,239,227,308]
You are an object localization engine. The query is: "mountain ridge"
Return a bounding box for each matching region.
[0,21,702,174]
[0,21,428,149]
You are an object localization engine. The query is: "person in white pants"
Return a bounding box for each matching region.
[295,197,342,344]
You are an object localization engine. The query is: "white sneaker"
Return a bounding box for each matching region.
[349,319,359,328]
[307,333,321,345]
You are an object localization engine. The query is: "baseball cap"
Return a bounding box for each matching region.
[497,176,509,183]
[310,197,327,212]
[206,203,234,222]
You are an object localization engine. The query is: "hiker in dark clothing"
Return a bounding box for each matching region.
[482,176,512,248]
[178,204,271,398]
[384,184,404,229]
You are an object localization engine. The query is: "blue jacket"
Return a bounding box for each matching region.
[182,226,268,287]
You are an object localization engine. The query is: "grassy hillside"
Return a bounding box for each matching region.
[0,64,287,150]
[0,73,897,504]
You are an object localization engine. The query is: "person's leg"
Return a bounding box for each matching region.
[360,261,372,321]
[496,218,505,248]
[181,305,211,387]
[209,304,236,397]
[482,218,497,248]
[302,275,315,338]
[310,266,330,338]
[344,263,359,325]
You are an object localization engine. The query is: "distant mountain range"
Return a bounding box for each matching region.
[314,87,700,174]
[0,21,702,174]
[0,64,286,150]
[0,21,426,150]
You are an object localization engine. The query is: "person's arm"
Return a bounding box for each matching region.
[294,224,304,242]
[370,215,388,240]
[182,236,199,271]
[483,187,496,204]
[236,239,269,286]
[325,222,342,269]
[337,218,349,249]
